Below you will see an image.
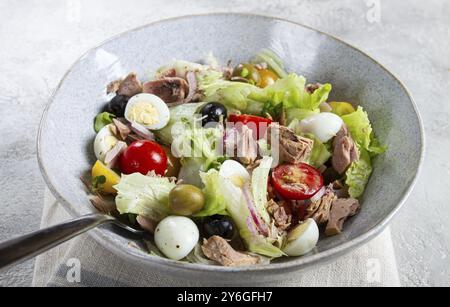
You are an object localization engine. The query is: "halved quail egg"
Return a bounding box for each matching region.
[124,93,170,130]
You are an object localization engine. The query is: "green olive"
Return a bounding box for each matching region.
[169,184,205,216]
[232,64,261,85]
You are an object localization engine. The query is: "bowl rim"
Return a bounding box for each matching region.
[37,12,425,274]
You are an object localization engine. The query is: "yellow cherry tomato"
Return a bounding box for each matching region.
[257,69,279,88]
[91,160,121,195]
[329,102,356,116]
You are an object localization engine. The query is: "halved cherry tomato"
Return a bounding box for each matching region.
[119,140,168,176]
[228,114,273,139]
[271,163,324,200]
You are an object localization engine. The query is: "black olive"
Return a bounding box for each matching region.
[104,95,130,117]
[202,215,235,240]
[200,102,227,127]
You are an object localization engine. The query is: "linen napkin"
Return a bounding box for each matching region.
[32,190,400,287]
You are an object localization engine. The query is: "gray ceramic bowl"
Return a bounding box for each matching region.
[38,13,424,284]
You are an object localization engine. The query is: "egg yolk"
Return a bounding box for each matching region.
[127,101,160,126]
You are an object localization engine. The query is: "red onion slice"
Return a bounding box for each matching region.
[246,217,259,236]
[137,216,157,234]
[243,185,269,237]
[310,186,326,203]
[130,122,155,141]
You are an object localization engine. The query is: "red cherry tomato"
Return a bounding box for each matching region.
[119,140,168,176]
[271,163,324,200]
[228,114,273,139]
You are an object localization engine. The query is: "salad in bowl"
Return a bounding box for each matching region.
[84,50,386,267]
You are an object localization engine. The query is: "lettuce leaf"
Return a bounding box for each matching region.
[252,74,332,110]
[94,112,115,133]
[346,147,373,198]
[194,169,228,217]
[251,49,288,78]
[342,106,386,155]
[177,158,207,188]
[295,82,332,111]
[309,137,332,169]
[154,103,202,145]
[341,107,385,197]
[199,75,264,114]
[172,119,224,187]
[114,173,176,221]
[199,71,330,117]
[251,157,272,225]
[368,133,388,156]
[219,175,285,258]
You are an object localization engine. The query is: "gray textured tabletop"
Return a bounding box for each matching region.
[0,0,449,287]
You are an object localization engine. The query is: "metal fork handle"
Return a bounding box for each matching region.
[0,214,114,271]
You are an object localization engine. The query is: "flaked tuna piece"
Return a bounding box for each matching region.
[267,123,314,164]
[332,180,350,199]
[267,199,292,231]
[325,198,361,236]
[117,73,143,97]
[305,185,337,225]
[107,79,123,94]
[158,68,177,78]
[332,125,359,174]
[107,73,143,97]
[143,77,189,106]
[202,236,260,267]
[111,118,131,141]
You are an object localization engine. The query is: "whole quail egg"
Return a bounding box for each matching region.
[154,216,199,261]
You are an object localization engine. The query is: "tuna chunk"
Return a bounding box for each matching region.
[143,77,189,105]
[202,236,260,267]
[107,79,122,94]
[118,73,142,97]
[332,125,359,174]
[305,185,337,225]
[268,123,314,164]
[111,118,131,141]
[325,198,361,236]
[267,199,292,231]
[107,73,143,97]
